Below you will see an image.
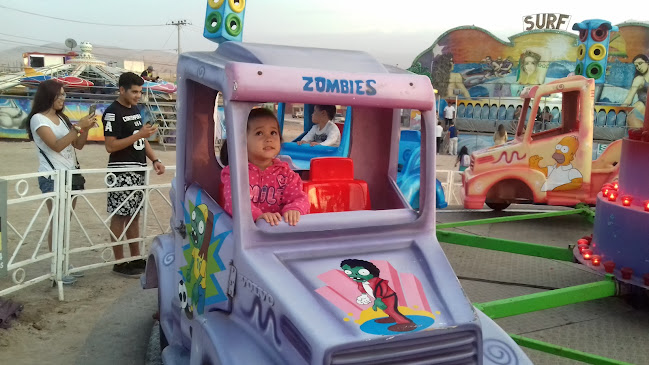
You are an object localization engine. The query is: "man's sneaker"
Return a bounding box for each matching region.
[112,262,141,278]
[131,259,147,271]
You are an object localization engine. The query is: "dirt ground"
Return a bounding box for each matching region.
[0,120,458,364]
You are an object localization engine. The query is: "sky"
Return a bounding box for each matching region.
[0,0,647,67]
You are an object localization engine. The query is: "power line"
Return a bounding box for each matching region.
[161,30,177,51]
[0,31,58,44]
[0,4,166,27]
[0,32,176,53]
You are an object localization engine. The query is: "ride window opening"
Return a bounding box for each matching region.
[516,99,531,137]
[185,81,221,202]
[531,92,572,141]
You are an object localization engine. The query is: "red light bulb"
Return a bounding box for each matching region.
[621,267,633,280]
[622,196,632,206]
[577,238,589,246]
[608,192,617,201]
[602,188,610,196]
[591,255,601,266]
[578,244,589,253]
[613,182,619,190]
[582,249,593,260]
[603,261,615,273]
[644,200,649,212]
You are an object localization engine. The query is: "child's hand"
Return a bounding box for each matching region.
[296,141,306,145]
[283,210,301,226]
[309,142,319,146]
[257,212,282,226]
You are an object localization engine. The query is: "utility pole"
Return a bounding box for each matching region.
[168,20,191,55]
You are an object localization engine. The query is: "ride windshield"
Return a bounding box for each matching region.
[211,101,429,235]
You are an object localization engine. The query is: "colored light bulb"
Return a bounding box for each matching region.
[621,267,633,280]
[591,255,601,266]
[622,196,632,206]
[603,261,615,273]
[612,182,619,190]
[578,244,589,253]
[608,192,617,201]
[644,200,649,212]
[582,249,593,260]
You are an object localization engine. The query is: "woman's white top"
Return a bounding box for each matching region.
[30,113,77,172]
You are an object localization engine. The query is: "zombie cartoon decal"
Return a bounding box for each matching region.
[316,259,437,335]
[180,191,231,319]
[529,136,583,192]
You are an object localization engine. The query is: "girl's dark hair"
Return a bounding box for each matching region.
[632,54,649,78]
[497,124,506,136]
[22,80,71,140]
[458,146,469,156]
[219,107,282,166]
[431,53,453,97]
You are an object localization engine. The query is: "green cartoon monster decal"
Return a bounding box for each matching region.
[184,203,213,318]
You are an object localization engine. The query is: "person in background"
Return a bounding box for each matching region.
[494,124,508,146]
[448,120,459,156]
[140,66,159,82]
[103,72,165,277]
[443,102,456,127]
[22,79,97,284]
[297,105,341,147]
[435,121,443,154]
[455,146,471,172]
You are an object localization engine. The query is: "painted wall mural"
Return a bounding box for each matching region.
[410,22,649,130]
[0,97,157,141]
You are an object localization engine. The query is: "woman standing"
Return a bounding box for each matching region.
[23,80,96,283]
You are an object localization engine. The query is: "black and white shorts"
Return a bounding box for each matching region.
[107,171,145,217]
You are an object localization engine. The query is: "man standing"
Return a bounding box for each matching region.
[103,72,165,277]
[448,121,459,156]
[443,102,456,127]
[435,121,444,154]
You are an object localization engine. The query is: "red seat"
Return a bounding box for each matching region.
[217,182,225,208]
[303,158,371,213]
[335,122,344,136]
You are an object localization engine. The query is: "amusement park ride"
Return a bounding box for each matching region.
[138,1,647,364]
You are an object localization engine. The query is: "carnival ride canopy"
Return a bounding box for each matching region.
[0,42,177,94]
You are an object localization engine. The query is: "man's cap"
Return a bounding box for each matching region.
[147,65,154,71]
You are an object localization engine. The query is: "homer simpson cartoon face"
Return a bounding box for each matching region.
[552,136,579,166]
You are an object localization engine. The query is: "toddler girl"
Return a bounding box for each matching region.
[220,108,309,226]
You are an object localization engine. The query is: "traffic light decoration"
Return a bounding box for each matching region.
[572,19,618,84]
[203,0,247,44]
